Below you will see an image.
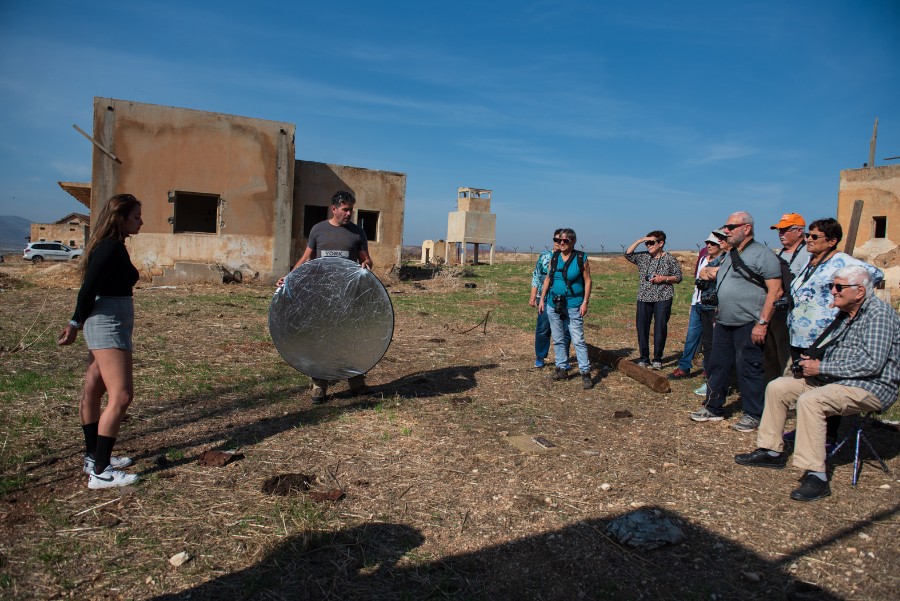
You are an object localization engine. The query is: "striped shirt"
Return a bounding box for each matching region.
[818,295,900,410]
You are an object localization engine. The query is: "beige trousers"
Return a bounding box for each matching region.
[757,377,882,473]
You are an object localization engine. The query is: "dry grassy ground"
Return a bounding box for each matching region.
[0,258,897,600]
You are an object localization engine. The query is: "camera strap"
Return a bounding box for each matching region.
[794,249,837,290]
[728,248,768,290]
[804,311,852,360]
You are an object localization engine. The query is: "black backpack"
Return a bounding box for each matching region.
[548,250,585,296]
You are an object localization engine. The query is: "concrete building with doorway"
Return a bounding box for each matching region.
[837,163,900,294]
[29,212,90,248]
[61,97,405,284]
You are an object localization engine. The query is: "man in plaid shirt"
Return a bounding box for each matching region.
[734,265,900,501]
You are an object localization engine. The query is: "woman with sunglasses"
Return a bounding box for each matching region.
[624,231,683,369]
[538,229,593,389]
[785,217,883,447]
[529,230,571,369]
[58,194,143,489]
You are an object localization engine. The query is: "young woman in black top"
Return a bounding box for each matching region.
[58,194,143,489]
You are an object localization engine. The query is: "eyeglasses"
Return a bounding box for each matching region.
[778,226,803,234]
[705,241,720,246]
[829,282,861,292]
[805,233,828,240]
[553,238,571,244]
[644,240,659,247]
[722,223,747,231]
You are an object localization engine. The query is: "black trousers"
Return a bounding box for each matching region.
[636,299,673,363]
[704,321,765,419]
[699,308,716,374]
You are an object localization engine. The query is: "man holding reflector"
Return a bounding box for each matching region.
[274,190,389,404]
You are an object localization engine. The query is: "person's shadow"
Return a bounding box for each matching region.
[150,504,861,600]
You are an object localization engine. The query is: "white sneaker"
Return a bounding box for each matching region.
[83,454,134,475]
[88,466,139,489]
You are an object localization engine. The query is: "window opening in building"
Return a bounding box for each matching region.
[303,205,329,237]
[873,216,887,239]
[357,210,380,242]
[169,191,219,234]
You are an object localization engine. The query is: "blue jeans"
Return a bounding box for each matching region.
[703,321,765,419]
[547,306,590,372]
[677,304,703,371]
[535,308,571,360]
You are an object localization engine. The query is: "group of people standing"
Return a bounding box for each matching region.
[529,211,898,502]
[60,195,898,504]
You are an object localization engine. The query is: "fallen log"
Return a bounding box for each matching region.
[593,348,671,393]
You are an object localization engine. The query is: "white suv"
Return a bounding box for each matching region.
[23,242,83,263]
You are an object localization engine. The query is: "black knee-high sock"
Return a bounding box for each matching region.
[93,435,116,474]
[82,422,99,457]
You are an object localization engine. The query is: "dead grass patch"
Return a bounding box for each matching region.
[0,259,897,600]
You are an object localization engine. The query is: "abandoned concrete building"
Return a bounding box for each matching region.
[837,162,900,294]
[60,97,406,284]
[29,212,90,248]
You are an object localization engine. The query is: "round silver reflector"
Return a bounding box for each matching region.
[269,257,394,380]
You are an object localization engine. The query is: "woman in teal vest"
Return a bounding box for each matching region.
[538,228,593,389]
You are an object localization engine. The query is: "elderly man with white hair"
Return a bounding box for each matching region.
[734,265,900,502]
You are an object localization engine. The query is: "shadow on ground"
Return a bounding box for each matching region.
[148,504,875,600]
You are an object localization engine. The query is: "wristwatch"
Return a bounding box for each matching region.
[756,318,768,326]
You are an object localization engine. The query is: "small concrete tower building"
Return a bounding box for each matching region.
[445,187,497,265]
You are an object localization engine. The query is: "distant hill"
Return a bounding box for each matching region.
[0,215,31,251]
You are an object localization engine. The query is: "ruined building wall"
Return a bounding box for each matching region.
[292,161,406,278]
[91,97,296,280]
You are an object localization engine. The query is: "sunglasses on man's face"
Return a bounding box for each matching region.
[645,240,659,246]
[829,282,861,292]
[805,233,829,240]
[553,238,571,244]
[722,223,746,231]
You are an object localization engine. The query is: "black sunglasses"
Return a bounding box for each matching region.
[805,233,829,240]
[722,223,746,231]
[553,237,571,243]
[829,282,861,292]
[644,240,659,246]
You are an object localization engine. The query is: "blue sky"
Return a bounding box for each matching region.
[1,0,898,251]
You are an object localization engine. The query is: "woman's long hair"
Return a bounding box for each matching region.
[79,194,141,280]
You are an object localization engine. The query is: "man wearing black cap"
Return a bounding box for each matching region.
[765,213,810,383]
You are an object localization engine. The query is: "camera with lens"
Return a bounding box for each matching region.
[773,296,792,312]
[700,289,718,306]
[790,360,804,377]
[552,294,567,315]
[695,277,712,291]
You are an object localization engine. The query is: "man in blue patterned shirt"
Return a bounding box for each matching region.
[734,265,900,502]
[529,230,570,368]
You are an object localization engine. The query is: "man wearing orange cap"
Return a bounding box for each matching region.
[765,213,809,383]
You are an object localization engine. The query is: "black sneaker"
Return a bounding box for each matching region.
[790,472,831,502]
[734,448,788,469]
[581,372,594,389]
[551,368,568,381]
